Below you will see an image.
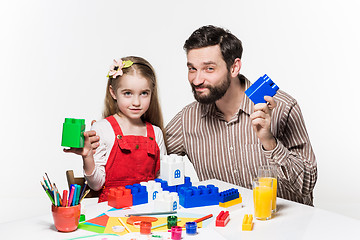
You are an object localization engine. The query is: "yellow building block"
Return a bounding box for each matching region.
[242,214,253,231]
[219,196,242,208]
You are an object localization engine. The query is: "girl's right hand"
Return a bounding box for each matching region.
[63,130,100,156]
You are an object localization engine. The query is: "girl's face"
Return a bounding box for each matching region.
[110,73,152,121]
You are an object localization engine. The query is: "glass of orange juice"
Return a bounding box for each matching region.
[258,165,277,213]
[253,177,273,220]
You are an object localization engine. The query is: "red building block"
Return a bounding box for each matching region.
[108,186,133,209]
[215,211,230,227]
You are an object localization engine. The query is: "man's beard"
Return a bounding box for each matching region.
[191,74,231,104]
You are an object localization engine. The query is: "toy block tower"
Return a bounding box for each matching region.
[160,154,185,186]
[107,186,133,209]
[153,191,179,212]
[179,184,220,208]
[125,183,148,206]
[61,118,85,148]
[140,180,162,202]
[245,74,279,104]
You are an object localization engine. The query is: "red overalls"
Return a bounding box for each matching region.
[98,115,160,202]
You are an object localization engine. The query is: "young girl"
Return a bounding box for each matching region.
[65,56,166,202]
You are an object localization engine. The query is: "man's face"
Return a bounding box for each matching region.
[187,45,230,104]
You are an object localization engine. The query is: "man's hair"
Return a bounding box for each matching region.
[183,25,243,71]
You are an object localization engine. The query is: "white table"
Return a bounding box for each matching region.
[0,179,359,240]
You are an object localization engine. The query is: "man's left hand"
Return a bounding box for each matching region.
[250,96,277,151]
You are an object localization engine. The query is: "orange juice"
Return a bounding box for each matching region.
[259,177,277,212]
[253,178,273,220]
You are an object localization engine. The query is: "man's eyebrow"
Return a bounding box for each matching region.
[187,61,217,66]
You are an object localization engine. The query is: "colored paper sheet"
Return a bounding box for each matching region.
[104,217,202,235]
[78,222,105,233]
[67,233,122,240]
[85,214,109,227]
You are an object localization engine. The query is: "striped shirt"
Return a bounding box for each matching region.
[166,77,317,206]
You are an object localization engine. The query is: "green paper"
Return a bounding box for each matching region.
[78,222,105,233]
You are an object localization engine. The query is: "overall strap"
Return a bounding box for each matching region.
[105,115,130,150]
[146,122,157,156]
[105,115,124,136]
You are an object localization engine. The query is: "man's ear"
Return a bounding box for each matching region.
[109,85,117,100]
[230,58,241,77]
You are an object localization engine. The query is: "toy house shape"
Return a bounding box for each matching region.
[160,154,185,186]
[153,191,179,212]
[140,180,162,202]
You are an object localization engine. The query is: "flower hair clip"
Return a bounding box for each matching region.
[107,59,134,79]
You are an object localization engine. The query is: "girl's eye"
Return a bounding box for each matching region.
[207,67,214,72]
[124,92,131,96]
[141,91,149,96]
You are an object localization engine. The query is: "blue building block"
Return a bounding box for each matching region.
[245,74,279,104]
[176,177,192,192]
[125,183,148,205]
[155,178,177,192]
[219,188,239,203]
[179,185,220,208]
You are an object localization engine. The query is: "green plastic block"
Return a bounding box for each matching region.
[61,118,85,148]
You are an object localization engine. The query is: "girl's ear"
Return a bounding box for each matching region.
[109,85,117,100]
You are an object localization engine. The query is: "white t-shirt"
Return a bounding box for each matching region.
[84,119,167,191]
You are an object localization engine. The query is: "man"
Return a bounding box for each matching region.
[166,25,317,206]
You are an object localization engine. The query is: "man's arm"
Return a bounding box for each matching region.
[264,100,317,204]
[165,110,186,156]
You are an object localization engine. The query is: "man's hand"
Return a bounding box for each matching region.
[250,96,277,151]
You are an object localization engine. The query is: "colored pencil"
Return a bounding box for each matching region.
[79,180,87,200]
[75,184,81,205]
[182,214,213,228]
[62,190,68,207]
[118,217,131,233]
[43,176,51,190]
[151,219,181,230]
[68,185,75,207]
[45,172,52,188]
[41,181,55,205]
[126,211,177,217]
[79,189,90,203]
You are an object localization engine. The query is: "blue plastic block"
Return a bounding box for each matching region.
[179,185,220,208]
[219,188,239,203]
[176,177,192,192]
[245,74,279,104]
[125,184,148,205]
[155,178,177,192]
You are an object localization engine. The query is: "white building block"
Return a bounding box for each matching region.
[140,180,162,202]
[153,191,179,212]
[160,154,185,186]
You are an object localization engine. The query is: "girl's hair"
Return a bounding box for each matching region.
[103,56,164,131]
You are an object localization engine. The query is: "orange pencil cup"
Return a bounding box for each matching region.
[51,204,81,232]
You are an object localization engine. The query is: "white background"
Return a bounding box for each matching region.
[1,0,359,223]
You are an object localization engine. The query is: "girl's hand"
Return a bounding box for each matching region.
[63,130,100,156]
[250,96,277,151]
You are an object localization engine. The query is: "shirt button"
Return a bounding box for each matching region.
[230,146,234,150]
[234,170,238,173]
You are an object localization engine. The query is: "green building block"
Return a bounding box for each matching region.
[61,118,85,148]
